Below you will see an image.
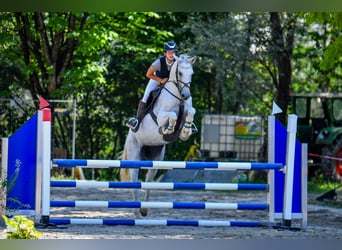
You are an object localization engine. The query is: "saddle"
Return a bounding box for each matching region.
[142,85,186,142]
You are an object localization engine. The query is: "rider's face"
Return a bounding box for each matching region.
[165,50,176,61]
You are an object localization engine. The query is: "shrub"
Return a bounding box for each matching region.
[2,215,42,239]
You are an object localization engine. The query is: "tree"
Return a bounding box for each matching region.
[306,13,342,74]
[292,13,342,93]
[181,13,262,115]
[0,12,175,167]
[2,12,341,180]
[13,13,89,100]
[268,12,297,124]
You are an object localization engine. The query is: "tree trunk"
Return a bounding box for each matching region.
[269,12,296,125]
[14,12,87,100]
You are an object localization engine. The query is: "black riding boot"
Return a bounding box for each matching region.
[125,101,147,132]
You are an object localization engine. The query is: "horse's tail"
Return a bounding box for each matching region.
[119,143,131,181]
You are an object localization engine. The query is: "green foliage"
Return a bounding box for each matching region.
[1,12,342,180]
[307,182,335,194]
[73,12,186,161]
[2,215,42,239]
[0,157,39,237]
[181,13,259,114]
[0,160,29,212]
[294,12,342,92]
[181,12,291,117]
[51,173,73,180]
[0,178,6,213]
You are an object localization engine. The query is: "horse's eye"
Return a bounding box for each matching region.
[179,72,183,77]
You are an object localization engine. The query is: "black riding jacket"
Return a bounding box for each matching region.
[155,56,172,79]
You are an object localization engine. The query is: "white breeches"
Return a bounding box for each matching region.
[142,79,160,103]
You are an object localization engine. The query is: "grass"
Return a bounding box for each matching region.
[307,181,341,194]
[307,177,342,209]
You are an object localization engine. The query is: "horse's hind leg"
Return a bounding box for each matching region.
[129,169,139,200]
[143,169,158,199]
[120,168,141,216]
[123,133,144,217]
[139,145,165,216]
[139,169,158,217]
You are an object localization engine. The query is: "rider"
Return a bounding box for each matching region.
[126,41,179,132]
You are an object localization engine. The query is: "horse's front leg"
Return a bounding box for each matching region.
[158,111,177,135]
[179,107,196,141]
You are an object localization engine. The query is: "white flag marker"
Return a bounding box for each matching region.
[272,101,283,115]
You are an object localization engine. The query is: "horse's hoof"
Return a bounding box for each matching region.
[140,208,148,217]
[179,136,189,141]
[191,122,198,133]
[165,128,175,135]
[158,127,163,135]
[133,210,141,218]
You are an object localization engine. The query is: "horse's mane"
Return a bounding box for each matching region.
[178,53,189,59]
[168,59,178,82]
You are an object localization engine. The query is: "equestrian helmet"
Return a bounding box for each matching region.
[164,41,178,51]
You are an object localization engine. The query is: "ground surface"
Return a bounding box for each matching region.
[1,185,342,239]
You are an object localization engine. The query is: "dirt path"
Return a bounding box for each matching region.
[1,187,342,239]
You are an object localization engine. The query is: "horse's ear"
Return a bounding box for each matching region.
[188,56,197,64]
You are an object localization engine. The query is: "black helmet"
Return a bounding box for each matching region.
[164,41,178,51]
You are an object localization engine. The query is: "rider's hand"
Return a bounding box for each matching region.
[160,78,168,84]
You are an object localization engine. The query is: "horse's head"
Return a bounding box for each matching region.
[171,54,197,100]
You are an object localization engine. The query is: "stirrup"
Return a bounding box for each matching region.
[191,122,198,134]
[126,118,138,129]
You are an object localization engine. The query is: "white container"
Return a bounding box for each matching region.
[200,115,264,161]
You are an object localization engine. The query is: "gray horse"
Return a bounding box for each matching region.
[120,54,197,217]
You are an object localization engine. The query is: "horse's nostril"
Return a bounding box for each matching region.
[182,89,191,97]
[182,94,190,100]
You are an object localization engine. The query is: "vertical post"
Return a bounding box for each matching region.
[283,114,297,227]
[72,98,76,160]
[37,108,51,224]
[35,116,42,221]
[1,138,8,215]
[267,115,276,223]
[301,143,308,228]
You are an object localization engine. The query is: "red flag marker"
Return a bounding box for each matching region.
[39,96,50,109]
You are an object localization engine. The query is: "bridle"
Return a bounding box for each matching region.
[163,62,192,103]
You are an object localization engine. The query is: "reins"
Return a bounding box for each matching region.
[162,63,191,103]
